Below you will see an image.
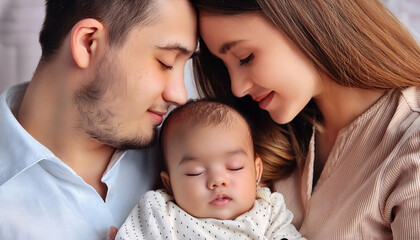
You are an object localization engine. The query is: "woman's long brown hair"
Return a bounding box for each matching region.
[191,0,420,188]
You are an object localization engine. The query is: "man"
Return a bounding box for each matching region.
[0,0,197,239]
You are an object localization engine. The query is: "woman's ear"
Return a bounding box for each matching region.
[70,18,105,69]
[160,171,173,194]
[255,156,263,185]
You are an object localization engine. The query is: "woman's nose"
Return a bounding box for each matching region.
[229,69,253,98]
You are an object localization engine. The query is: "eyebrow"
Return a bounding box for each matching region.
[219,40,244,54]
[156,42,195,57]
[178,156,198,166]
[226,148,248,156]
[178,148,248,166]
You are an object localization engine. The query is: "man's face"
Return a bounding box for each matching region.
[74,0,197,149]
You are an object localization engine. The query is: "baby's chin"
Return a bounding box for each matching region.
[190,209,248,221]
[176,199,254,220]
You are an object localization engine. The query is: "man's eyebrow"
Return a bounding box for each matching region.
[219,40,244,54]
[156,42,193,56]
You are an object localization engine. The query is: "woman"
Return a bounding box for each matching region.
[191,0,420,239]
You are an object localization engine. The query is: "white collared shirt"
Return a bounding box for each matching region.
[0,83,162,240]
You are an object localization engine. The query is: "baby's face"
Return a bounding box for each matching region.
[162,121,261,220]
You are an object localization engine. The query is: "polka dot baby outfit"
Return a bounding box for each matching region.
[116,187,305,239]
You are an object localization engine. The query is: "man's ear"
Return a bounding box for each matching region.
[70,18,105,69]
[160,171,173,194]
[255,156,263,185]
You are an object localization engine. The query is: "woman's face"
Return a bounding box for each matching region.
[199,13,323,124]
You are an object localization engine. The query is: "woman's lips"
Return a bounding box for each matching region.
[256,91,275,109]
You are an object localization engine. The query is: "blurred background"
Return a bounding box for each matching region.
[0,0,419,95]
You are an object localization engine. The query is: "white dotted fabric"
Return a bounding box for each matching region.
[116,187,305,240]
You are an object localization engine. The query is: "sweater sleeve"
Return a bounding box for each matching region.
[382,132,420,240]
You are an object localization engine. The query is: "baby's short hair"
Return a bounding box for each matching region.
[159,99,254,161]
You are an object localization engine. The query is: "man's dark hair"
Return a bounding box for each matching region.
[39,0,160,62]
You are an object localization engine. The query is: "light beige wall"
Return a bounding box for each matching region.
[0,0,44,93]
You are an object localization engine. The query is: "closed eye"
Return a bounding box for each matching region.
[158,60,174,70]
[239,54,254,66]
[186,172,203,176]
[229,167,244,171]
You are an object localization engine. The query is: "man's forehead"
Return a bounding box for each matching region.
[132,0,197,51]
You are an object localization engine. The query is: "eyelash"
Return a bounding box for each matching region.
[158,60,173,70]
[186,173,203,177]
[239,54,254,66]
[185,167,243,176]
[229,167,244,171]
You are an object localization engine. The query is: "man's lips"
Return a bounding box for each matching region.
[209,194,232,206]
[148,109,167,116]
[147,110,167,124]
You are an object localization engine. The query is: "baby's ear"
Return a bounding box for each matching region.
[160,171,173,194]
[255,156,263,185]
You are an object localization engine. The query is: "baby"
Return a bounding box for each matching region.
[116,100,304,240]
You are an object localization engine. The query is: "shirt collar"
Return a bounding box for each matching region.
[401,86,420,113]
[0,83,130,186]
[0,83,57,185]
[102,150,126,184]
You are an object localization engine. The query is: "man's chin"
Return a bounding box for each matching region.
[113,131,158,150]
[88,126,158,150]
[114,138,156,150]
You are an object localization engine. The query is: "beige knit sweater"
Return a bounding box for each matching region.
[274,87,420,239]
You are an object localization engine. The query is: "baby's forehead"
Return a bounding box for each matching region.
[163,110,254,153]
[166,120,254,160]
[166,109,251,137]
[160,101,255,153]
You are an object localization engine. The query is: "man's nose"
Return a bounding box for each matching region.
[162,70,188,106]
